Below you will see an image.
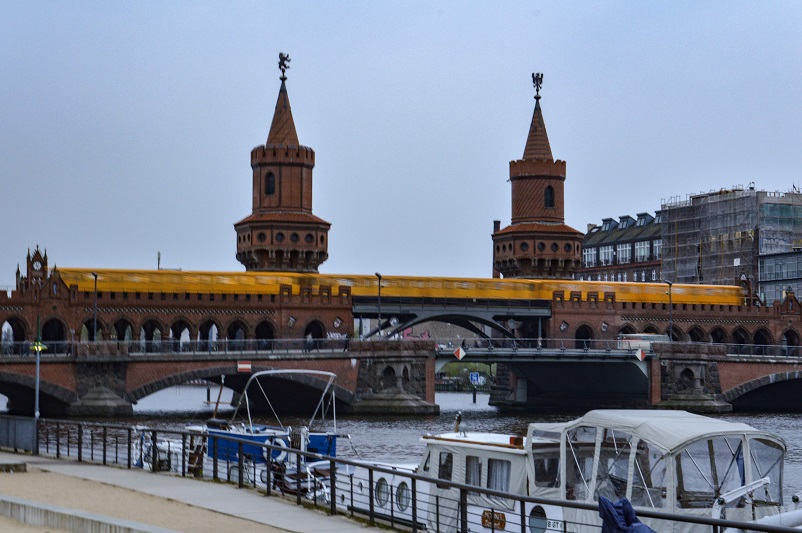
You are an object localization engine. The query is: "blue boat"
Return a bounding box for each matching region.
[206,369,340,462]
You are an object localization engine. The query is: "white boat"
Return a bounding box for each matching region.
[338,410,802,533]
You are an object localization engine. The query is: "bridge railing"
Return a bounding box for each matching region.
[3,338,801,359]
[31,418,802,533]
[0,337,430,357]
[434,337,654,355]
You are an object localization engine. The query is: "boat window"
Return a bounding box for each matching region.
[594,430,633,502]
[630,439,667,508]
[533,446,561,488]
[749,438,783,506]
[422,451,431,473]
[465,455,482,493]
[676,436,745,509]
[437,451,453,487]
[566,426,596,501]
[487,458,512,492]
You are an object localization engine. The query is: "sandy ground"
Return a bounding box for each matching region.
[0,467,286,533]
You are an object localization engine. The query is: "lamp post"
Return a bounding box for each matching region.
[663,279,673,341]
[375,272,382,338]
[91,272,98,341]
[31,317,47,453]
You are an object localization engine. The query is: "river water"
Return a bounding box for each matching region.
[120,385,802,500]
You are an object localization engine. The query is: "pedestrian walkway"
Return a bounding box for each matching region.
[0,451,383,532]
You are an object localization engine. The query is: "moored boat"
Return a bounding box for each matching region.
[338,409,802,532]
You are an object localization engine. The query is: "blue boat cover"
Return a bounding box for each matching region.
[599,496,658,533]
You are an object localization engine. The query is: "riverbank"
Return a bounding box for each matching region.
[0,451,381,532]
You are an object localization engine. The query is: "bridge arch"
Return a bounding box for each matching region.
[126,364,356,407]
[225,319,248,339]
[81,317,106,341]
[381,312,515,339]
[753,327,773,347]
[255,320,276,350]
[112,317,135,341]
[618,324,636,335]
[687,326,707,342]
[642,324,660,334]
[711,326,728,344]
[732,327,749,345]
[667,326,683,342]
[575,324,594,349]
[1,317,28,355]
[782,329,801,357]
[198,319,221,348]
[723,371,802,411]
[170,317,194,343]
[42,317,69,353]
[0,371,77,415]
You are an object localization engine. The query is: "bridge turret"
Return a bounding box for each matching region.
[492,73,583,279]
[234,53,331,272]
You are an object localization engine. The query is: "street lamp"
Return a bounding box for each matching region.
[663,279,673,341]
[375,272,382,338]
[31,317,47,448]
[91,272,98,341]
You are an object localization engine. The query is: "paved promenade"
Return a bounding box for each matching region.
[0,451,383,532]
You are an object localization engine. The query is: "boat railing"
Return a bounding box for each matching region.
[32,417,802,533]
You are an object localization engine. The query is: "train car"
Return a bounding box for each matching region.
[56,268,744,307]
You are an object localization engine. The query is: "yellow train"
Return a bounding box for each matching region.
[55,268,744,306]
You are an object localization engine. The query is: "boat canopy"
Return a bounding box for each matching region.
[527,410,785,454]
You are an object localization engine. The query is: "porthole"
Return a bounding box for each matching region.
[520,242,529,252]
[258,232,267,242]
[375,477,390,508]
[305,233,314,243]
[528,505,548,533]
[290,233,299,243]
[564,243,571,252]
[396,481,411,512]
[538,242,545,252]
[551,243,558,252]
[276,232,285,242]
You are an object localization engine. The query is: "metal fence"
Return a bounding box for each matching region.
[30,418,802,533]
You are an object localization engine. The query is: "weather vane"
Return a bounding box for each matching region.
[279,52,291,81]
[532,72,543,99]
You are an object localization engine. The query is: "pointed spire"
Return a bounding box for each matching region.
[267,53,299,146]
[522,73,553,161]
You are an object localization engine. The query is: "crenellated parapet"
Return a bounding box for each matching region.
[509,158,566,179]
[251,143,315,167]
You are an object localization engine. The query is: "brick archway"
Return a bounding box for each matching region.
[722,370,802,403]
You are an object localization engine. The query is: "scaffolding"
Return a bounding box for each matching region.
[661,186,802,285]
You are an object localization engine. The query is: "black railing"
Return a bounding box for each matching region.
[31,418,802,533]
[4,337,802,360]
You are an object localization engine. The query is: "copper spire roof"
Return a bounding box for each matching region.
[266,79,299,146]
[522,97,553,161]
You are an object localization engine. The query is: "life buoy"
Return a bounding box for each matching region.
[264,437,288,463]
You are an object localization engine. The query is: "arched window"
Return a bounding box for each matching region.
[265,172,275,196]
[544,186,554,208]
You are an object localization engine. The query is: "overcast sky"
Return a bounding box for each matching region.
[2,1,801,287]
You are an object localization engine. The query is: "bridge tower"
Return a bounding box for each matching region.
[234,53,331,272]
[492,73,582,279]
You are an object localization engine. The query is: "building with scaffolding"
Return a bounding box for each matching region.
[660,186,802,293]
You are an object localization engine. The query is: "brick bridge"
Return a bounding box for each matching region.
[0,340,438,417]
[3,339,802,416]
[446,340,802,413]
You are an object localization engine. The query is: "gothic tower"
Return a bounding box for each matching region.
[235,54,331,272]
[492,74,583,278]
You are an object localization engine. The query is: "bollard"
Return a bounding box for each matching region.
[472,385,477,403]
